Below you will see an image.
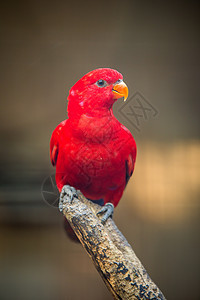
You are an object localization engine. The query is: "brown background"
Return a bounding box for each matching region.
[0,1,200,299]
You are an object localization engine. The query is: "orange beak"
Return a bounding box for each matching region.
[112,81,128,101]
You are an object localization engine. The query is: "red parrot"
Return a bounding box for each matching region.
[50,68,136,234]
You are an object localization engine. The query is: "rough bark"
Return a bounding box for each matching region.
[61,189,166,300]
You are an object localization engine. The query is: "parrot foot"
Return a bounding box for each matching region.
[59,185,78,212]
[97,202,114,224]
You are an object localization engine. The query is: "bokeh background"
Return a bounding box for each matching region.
[0,1,200,299]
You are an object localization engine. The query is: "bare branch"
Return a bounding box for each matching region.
[60,188,166,300]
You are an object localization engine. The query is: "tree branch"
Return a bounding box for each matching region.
[60,188,166,300]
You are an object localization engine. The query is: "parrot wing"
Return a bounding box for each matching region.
[120,125,137,186]
[50,120,67,166]
[50,144,58,166]
[125,153,134,185]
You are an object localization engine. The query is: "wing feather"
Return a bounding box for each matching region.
[50,120,66,166]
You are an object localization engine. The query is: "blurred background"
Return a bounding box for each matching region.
[0,1,199,299]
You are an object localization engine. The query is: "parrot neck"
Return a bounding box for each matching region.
[68,109,121,142]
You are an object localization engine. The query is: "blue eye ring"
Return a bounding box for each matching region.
[96,79,107,87]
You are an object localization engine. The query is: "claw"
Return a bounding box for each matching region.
[59,185,78,212]
[97,202,114,224]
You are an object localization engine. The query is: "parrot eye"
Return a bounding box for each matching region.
[96,79,107,88]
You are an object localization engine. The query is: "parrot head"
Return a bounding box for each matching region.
[67,68,128,118]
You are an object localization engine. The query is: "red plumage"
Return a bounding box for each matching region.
[50,68,136,209]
